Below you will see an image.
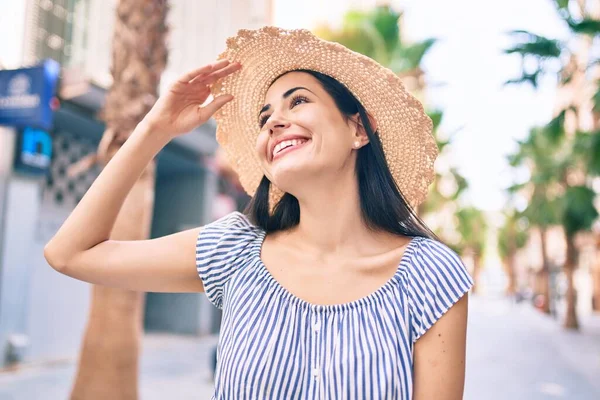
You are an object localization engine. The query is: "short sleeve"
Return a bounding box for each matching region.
[196,212,259,309]
[406,238,474,343]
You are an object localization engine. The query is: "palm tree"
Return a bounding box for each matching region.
[313,4,436,98]
[504,0,600,328]
[507,127,566,314]
[68,1,169,398]
[418,110,468,220]
[454,207,488,294]
[314,5,469,236]
[498,210,530,296]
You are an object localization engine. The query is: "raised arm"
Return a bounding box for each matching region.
[44,60,241,293]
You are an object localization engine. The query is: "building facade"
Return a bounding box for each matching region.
[0,0,272,367]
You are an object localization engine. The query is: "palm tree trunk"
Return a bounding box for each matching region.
[593,263,600,312]
[505,253,517,296]
[593,234,600,312]
[71,165,155,399]
[70,1,168,398]
[505,228,517,296]
[564,233,579,330]
[472,251,482,294]
[539,227,552,314]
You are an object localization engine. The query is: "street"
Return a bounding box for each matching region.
[1,295,599,400]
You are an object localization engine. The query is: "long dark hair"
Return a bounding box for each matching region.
[245,70,438,241]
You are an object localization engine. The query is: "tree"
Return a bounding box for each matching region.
[507,127,566,313]
[314,5,468,235]
[454,207,488,294]
[314,4,436,98]
[497,210,530,296]
[504,0,600,328]
[68,0,169,398]
[418,110,468,221]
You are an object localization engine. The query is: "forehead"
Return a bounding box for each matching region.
[264,71,322,101]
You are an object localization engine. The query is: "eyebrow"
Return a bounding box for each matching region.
[259,87,314,117]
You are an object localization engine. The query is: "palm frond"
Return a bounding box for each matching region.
[390,38,436,73]
[562,185,599,235]
[370,5,401,52]
[544,109,567,143]
[551,0,572,20]
[504,30,562,58]
[504,70,542,88]
[567,18,600,36]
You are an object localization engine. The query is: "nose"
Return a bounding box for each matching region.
[266,115,291,135]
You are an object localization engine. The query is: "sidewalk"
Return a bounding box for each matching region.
[0,335,218,400]
[465,295,600,400]
[1,296,599,399]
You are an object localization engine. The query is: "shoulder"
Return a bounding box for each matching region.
[408,237,469,276]
[196,212,263,308]
[203,211,256,232]
[198,212,260,243]
[196,212,263,259]
[402,237,473,342]
[401,236,473,303]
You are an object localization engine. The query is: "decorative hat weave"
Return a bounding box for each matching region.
[211,26,438,208]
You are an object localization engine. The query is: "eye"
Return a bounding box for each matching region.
[290,94,309,108]
[258,95,310,129]
[259,114,270,129]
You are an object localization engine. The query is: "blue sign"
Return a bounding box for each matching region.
[14,127,53,175]
[0,59,60,130]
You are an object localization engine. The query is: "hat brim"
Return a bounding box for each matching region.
[211,26,438,208]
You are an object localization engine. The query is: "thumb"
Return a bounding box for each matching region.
[202,94,234,118]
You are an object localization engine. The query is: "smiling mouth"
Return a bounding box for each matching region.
[272,138,310,161]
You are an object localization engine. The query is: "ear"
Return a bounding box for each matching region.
[350,112,378,147]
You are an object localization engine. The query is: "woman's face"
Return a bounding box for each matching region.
[255,71,361,193]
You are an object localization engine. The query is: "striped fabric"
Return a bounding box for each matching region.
[196,212,474,399]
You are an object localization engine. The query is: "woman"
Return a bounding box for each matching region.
[45,27,473,399]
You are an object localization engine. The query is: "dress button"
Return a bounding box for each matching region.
[312,367,319,377]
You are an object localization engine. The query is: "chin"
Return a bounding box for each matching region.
[269,159,317,193]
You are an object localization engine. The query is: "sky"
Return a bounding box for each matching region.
[274,0,570,212]
[0,0,569,212]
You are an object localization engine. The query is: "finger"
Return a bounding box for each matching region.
[180,60,231,83]
[201,94,234,117]
[194,62,241,86]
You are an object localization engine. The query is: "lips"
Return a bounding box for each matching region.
[269,135,310,161]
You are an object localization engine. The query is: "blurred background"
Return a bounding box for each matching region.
[0,0,599,399]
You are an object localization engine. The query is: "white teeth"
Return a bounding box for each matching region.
[273,139,307,156]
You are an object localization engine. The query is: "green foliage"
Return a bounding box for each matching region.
[504,70,543,88]
[315,5,436,75]
[567,18,600,36]
[573,130,600,175]
[592,83,600,113]
[455,207,488,255]
[503,30,563,88]
[562,185,599,236]
[504,30,563,58]
[589,133,600,175]
[371,5,401,52]
[497,211,530,259]
[389,39,437,74]
[544,109,567,143]
[427,109,444,131]
[508,127,567,229]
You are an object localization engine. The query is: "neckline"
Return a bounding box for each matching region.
[252,232,422,312]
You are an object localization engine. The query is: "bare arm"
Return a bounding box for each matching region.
[413,294,469,400]
[44,60,241,293]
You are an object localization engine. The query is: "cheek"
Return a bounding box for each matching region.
[255,131,268,158]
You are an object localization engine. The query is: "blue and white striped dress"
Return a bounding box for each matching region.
[196,212,473,399]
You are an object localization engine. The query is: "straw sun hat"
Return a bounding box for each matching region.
[210,26,438,208]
